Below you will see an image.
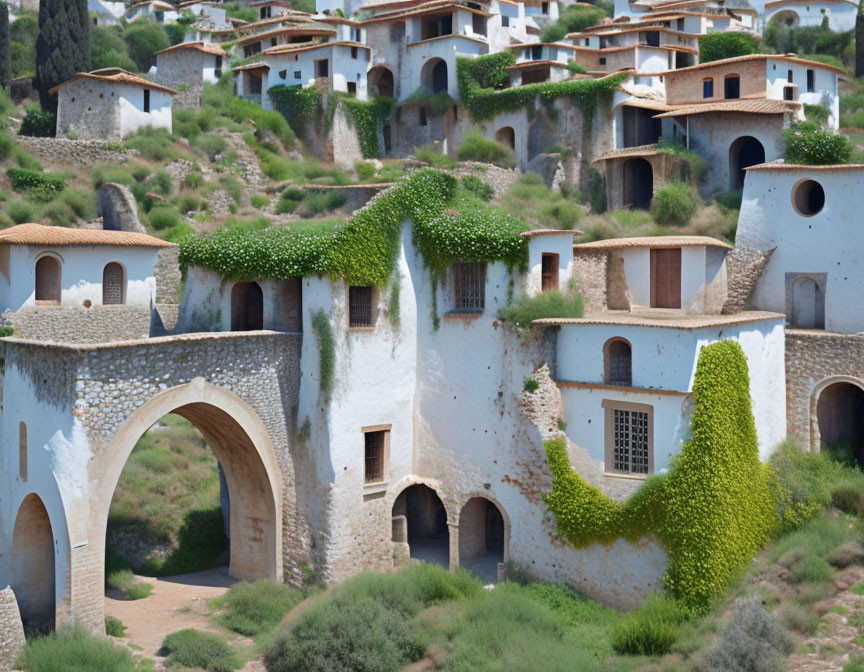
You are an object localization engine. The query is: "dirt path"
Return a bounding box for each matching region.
[104,567,257,664]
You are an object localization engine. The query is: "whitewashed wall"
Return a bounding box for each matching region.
[117,84,173,137]
[765,59,839,128]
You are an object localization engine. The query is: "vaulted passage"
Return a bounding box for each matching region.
[231,282,264,331]
[622,158,653,210]
[729,136,764,190]
[12,494,56,634]
[817,382,864,467]
[458,497,506,583]
[392,484,449,568]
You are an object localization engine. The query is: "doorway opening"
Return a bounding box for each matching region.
[392,484,449,568]
[458,497,506,583]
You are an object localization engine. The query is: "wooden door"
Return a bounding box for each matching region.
[650,248,681,309]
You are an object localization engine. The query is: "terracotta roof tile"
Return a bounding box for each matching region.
[664,53,847,76]
[533,309,784,329]
[593,143,660,161]
[654,98,799,118]
[48,69,176,96]
[520,229,583,238]
[573,235,731,250]
[157,41,228,56]
[0,224,176,248]
[746,162,864,171]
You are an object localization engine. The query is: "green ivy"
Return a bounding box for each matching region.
[334,94,395,159]
[268,85,324,137]
[311,309,335,398]
[457,52,625,122]
[544,340,779,612]
[387,270,401,329]
[180,168,529,287]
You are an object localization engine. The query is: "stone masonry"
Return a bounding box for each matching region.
[723,246,775,315]
[15,137,139,166]
[571,251,608,313]
[13,306,152,343]
[0,587,25,672]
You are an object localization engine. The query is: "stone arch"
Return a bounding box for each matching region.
[729,136,764,190]
[231,281,264,331]
[391,482,450,568]
[102,262,126,305]
[772,9,800,27]
[35,254,61,304]
[457,494,509,581]
[97,379,283,592]
[604,337,632,386]
[495,126,515,150]
[811,376,864,464]
[421,58,448,95]
[622,158,653,210]
[367,65,394,99]
[11,493,56,633]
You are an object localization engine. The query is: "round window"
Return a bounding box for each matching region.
[792,178,825,216]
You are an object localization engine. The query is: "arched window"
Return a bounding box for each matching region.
[231,281,264,331]
[102,262,125,305]
[604,338,632,386]
[35,256,61,305]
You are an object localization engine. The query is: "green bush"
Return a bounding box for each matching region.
[788,555,834,584]
[148,170,174,197]
[7,167,66,193]
[17,623,138,672]
[298,191,347,217]
[147,206,181,231]
[540,200,581,229]
[61,188,97,220]
[586,167,606,214]
[126,582,154,600]
[251,194,269,209]
[5,198,37,224]
[650,182,699,227]
[457,131,516,168]
[461,175,494,202]
[192,132,228,160]
[92,163,134,187]
[540,5,608,42]
[784,124,853,165]
[355,161,376,181]
[161,629,241,672]
[610,593,688,656]
[216,579,303,636]
[18,105,55,137]
[104,616,127,638]
[124,23,170,71]
[714,190,743,210]
[415,142,456,168]
[124,127,176,162]
[698,32,760,64]
[184,171,205,189]
[769,442,840,531]
[498,288,584,327]
[524,379,540,393]
[0,130,16,161]
[91,26,136,71]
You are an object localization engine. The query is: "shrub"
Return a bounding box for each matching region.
[523,379,540,393]
[193,132,228,160]
[61,188,97,220]
[498,288,584,327]
[276,199,299,215]
[540,200,581,229]
[586,167,606,214]
[457,131,516,168]
[5,198,36,224]
[851,581,864,595]
[299,191,347,217]
[251,194,269,209]
[651,182,699,227]
[827,541,864,568]
[161,629,241,672]
[105,616,127,638]
[832,486,864,516]
[124,127,176,162]
[845,657,864,672]
[0,130,15,161]
[147,206,182,231]
[92,163,134,188]
[789,555,833,584]
[702,598,794,672]
[161,222,195,243]
[777,603,820,634]
[7,167,66,193]
[415,143,456,168]
[784,124,853,165]
[148,170,174,197]
[355,161,376,181]
[770,443,839,530]
[610,593,688,656]
[461,175,494,202]
[16,623,138,672]
[18,105,55,137]
[219,177,244,205]
[123,23,169,71]
[714,189,743,211]
[540,5,608,42]
[184,171,205,189]
[216,579,303,636]
[699,32,760,64]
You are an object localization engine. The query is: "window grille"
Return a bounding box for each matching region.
[102,263,124,305]
[365,431,385,482]
[349,286,373,327]
[452,262,485,312]
[605,339,631,386]
[612,409,650,474]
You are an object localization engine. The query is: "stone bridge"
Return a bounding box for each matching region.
[0,332,314,632]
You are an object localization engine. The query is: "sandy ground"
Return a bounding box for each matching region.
[104,567,265,670]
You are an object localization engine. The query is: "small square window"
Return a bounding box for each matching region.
[347,81,357,97]
[349,285,373,327]
[294,70,301,79]
[364,429,389,483]
[278,70,287,79]
[599,57,606,65]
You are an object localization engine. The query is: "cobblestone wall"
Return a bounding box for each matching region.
[572,251,607,313]
[0,587,25,672]
[156,247,182,304]
[16,137,140,166]
[723,246,775,315]
[13,306,152,343]
[786,329,864,449]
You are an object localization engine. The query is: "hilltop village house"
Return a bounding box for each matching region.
[51,69,176,141]
[154,42,229,108]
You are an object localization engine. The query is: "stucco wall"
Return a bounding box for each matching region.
[12,306,152,343]
[56,79,122,141]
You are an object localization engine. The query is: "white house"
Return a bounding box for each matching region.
[124,0,179,23]
[155,42,228,107]
[763,0,858,33]
[50,68,175,141]
[0,224,175,313]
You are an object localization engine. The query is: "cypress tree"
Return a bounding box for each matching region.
[35,0,90,115]
[0,3,10,89]
[857,3,864,78]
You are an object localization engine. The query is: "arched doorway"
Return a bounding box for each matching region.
[231,281,264,331]
[102,262,126,305]
[98,381,282,592]
[817,381,864,466]
[622,158,653,210]
[12,494,56,633]
[729,136,765,190]
[367,66,394,99]
[772,9,800,27]
[392,484,449,568]
[35,255,61,304]
[421,58,448,94]
[458,497,506,583]
[495,126,515,151]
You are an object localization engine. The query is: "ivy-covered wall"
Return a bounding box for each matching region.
[544,340,779,612]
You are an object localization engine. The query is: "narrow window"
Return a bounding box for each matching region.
[604,338,632,386]
[294,70,301,79]
[787,69,793,83]
[349,286,373,327]
[347,81,357,97]
[531,44,543,61]
[271,37,277,47]
[419,106,428,126]
[807,68,815,93]
[784,85,795,101]
[724,75,740,99]
[541,253,559,292]
[316,59,329,78]
[143,88,151,113]
[102,262,125,305]
[541,1,549,11]
[604,401,652,475]
[19,422,27,481]
[35,256,61,305]
[215,55,223,79]
[702,77,713,98]
[351,46,358,59]
[364,429,388,482]
[501,14,510,26]
[231,281,264,331]
[451,262,485,312]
